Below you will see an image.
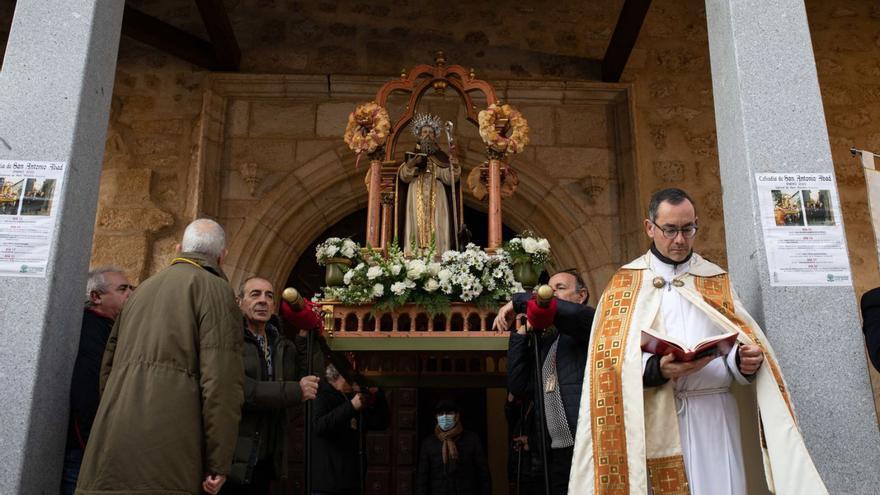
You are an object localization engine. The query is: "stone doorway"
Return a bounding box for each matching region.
[185,74,640,299]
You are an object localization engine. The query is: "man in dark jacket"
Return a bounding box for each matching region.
[76,218,244,495]
[312,363,390,494]
[862,286,880,372]
[221,277,322,494]
[494,269,595,495]
[60,268,133,495]
[416,399,491,495]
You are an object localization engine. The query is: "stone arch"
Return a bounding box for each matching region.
[224,145,621,298]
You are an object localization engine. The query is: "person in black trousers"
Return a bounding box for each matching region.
[311,364,389,495]
[494,269,596,495]
[416,399,491,495]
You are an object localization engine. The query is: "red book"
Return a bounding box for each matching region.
[640,329,739,362]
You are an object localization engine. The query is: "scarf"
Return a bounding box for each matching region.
[434,418,464,464]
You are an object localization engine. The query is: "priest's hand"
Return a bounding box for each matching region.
[493,301,515,332]
[738,345,764,375]
[659,353,715,380]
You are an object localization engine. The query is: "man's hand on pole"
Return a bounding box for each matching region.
[300,375,319,401]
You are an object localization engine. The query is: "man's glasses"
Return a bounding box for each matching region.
[651,220,698,239]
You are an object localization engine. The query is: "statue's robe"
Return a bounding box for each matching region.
[568,251,827,495]
[398,149,460,255]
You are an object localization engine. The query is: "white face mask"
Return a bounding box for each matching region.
[437,414,456,431]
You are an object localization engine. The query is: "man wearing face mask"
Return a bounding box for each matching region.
[416,399,491,495]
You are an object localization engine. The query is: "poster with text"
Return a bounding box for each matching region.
[755,173,851,286]
[0,160,65,277]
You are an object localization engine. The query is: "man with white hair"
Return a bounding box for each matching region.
[76,219,245,495]
[60,268,133,495]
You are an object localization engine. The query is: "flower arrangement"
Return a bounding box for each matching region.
[321,242,524,314]
[315,237,360,266]
[437,244,523,307]
[343,101,391,157]
[504,232,551,267]
[478,103,530,155]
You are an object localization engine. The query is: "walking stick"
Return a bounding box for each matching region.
[528,325,552,495]
[358,409,366,495]
[515,402,524,495]
[305,328,314,495]
[444,121,461,251]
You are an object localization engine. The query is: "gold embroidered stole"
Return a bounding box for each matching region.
[589,269,641,495]
[692,274,795,419]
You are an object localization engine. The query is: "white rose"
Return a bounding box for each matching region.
[537,238,550,253]
[371,283,384,297]
[424,278,440,292]
[325,245,339,258]
[390,281,408,295]
[367,266,383,280]
[427,262,441,276]
[406,259,426,279]
[522,238,538,254]
[391,264,402,276]
[343,269,355,285]
[437,268,452,283]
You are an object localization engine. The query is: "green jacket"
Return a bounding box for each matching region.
[76,253,244,495]
[229,319,324,484]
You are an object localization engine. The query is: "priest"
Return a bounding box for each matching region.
[568,188,827,494]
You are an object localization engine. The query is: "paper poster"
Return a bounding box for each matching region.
[0,160,65,277]
[754,172,852,286]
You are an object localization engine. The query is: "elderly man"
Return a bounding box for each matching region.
[221,277,322,494]
[568,188,827,494]
[76,219,244,495]
[494,269,595,495]
[60,268,133,495]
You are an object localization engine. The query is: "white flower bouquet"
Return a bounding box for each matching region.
[315,237,360,266]
[504,231,550,268]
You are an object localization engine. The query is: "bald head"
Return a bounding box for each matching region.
[180,218,227,260]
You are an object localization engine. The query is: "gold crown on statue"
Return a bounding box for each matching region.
[409,113,443,138]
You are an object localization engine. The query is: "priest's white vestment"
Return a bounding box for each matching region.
[567,251,827,495]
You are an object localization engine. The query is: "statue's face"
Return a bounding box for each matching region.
[419,126,436,143]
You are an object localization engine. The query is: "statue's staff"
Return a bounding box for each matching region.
[444,121,460,251]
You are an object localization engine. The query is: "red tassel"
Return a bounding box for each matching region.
[526,297,557,331]
[280,299,323,335]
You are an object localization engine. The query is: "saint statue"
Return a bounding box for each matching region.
[398,113,462,255]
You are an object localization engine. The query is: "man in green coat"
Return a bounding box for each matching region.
[76,218,245,495]
[221,276,322,494]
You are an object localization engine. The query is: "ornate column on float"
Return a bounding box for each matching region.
[343,103,391,249]
[477,103,530,253]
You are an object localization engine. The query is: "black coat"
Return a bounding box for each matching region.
[862,287,880,372]
[416,430,491,495]
[311,380,390,494]
[66,309,114,451]
[506,293,595,441]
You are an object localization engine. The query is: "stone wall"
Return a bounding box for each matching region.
[85,0,880,391]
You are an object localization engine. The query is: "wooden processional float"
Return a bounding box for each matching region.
[325,52,533,343]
